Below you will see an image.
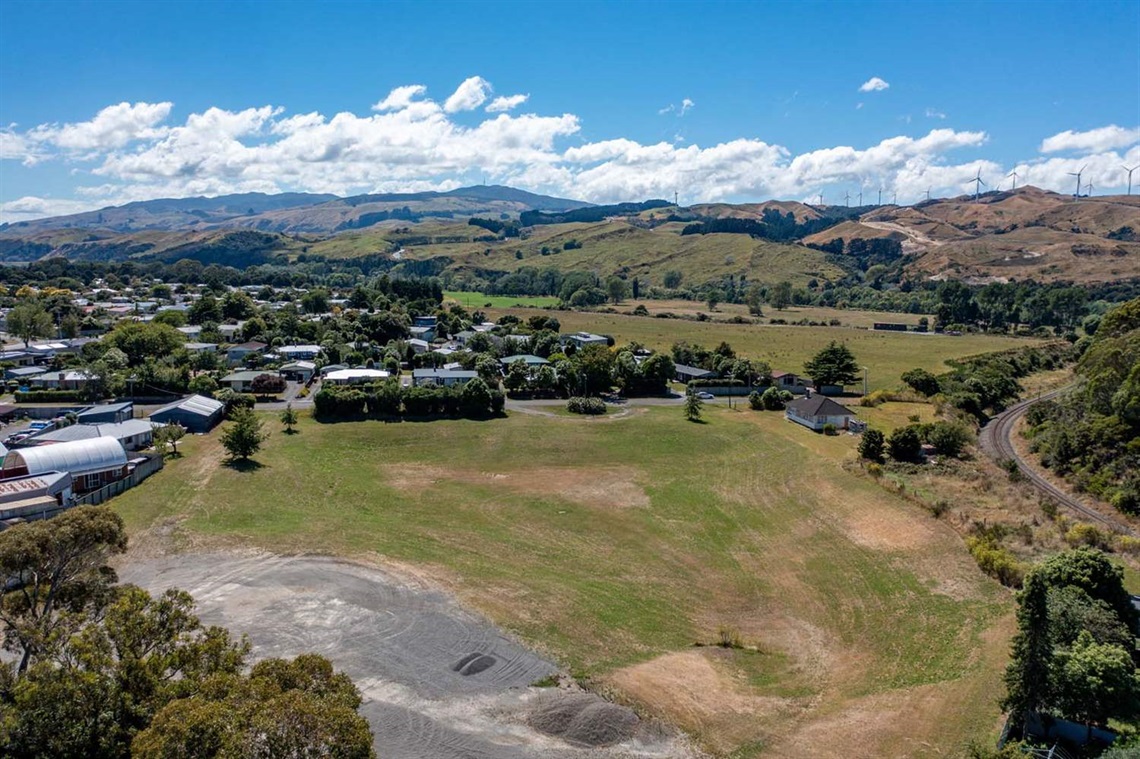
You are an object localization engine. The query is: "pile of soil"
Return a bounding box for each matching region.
[528,692,639,748]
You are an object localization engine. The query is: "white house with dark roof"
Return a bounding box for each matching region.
[785,394,857,431]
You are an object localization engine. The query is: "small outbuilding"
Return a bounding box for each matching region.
[412,369,479,387]
[324,368,390,385]
[77,402,134,424]
[149,394,225,433]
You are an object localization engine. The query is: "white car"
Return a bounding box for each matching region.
[696,392,715,400]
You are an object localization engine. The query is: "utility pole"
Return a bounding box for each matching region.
[862,366,868,397]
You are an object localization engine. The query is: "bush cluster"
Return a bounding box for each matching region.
[566,397,606,415]
[314,379,504,420]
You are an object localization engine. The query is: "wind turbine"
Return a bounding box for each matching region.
[967,167,986,201]
[877,186,883,205]
[1067,165,1086,198]
[892,190,898,205]
[924,187,932,201]
[1007,171,1019,190]
[844,190,851,207]
[1085,181,1093,197]
[818,191,824,206]
[858,189,863,205]
[1124,165,1138,196]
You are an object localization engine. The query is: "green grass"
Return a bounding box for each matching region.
[113,405,1011,755]
[444,290,560,309]
[487,307,1041,392]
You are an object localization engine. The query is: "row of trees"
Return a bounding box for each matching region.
[0,507,374,757]
[313,378,504,420]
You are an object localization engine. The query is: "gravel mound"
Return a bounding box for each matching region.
[528,692,639,748]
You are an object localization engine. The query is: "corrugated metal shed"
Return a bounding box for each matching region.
[3,438,127,477]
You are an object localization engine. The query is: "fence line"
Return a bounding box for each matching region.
[75,453,164,506]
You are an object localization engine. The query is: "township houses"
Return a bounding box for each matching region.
[674,364,715,384]
[323,368,390,386]
[279,361,317,383]
[500,354,550,369]
[563,331,608,349]
[772,371,808,395]
[221,370,271,392]
[0,350,36,367]
[226,341,267,366]
[5,366,46,383]
[277,344,321,361]
[407,338,430,354]
[785,393,857,432]
[29,370,92,391]
[412,368,478,387]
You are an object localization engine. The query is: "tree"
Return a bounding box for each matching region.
[1002,570,1054,730]
[663,270,683,289]
[1050,631,1140,727]
[705,288,723,312]
[188,374,219,397]
[221,290,256,320]
[760,386,787,410]
[133,654,374,759]
[684,392,703,422]
[573,344,614,396]
[804,342,860,387]
[187,294,223,325]
[0,506,128,674]
[504,360,529,394]
[152,423,186,457]
[605,276,630,305]
[221,407,268,462]
[301,288,331,314]
[886,425,923,462]
[858,429,886,462]
[6,302,53,347]
[925,421,972,457]
[745,284,764,316]
[280,403,299,434]
[250,373,287,396]
[770,281,793,310]
[459,377,494,416]
[1035,547,1139,633]
[901,368,941,397]
[103,322,185,367]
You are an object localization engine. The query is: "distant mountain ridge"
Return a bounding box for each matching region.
[0,185,592,236]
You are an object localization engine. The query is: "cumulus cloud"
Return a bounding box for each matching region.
[372,84,427,112]
[486,94,529,113]
[444,76,492,113]
[1039,124,1140,154]
[859,77,890,92]
[679,98,694,116]
[4,75,1140,222]
[659,98,695,117]
[925,108,946,120]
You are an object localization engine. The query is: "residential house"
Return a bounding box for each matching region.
[279,361,316,384]
[772,371,807,395]
[184,342,218,354]
[563,331,608,349]
[500,354,550,369]
[218,323,246,341]
[221,370,274,393]
[785,394,857,432]
[20,419,155,452]
[407,338,430,354]
[0,350,37,367]
[29,371,92,392]
[278,344,322,361]
[177,325,203,340]
[323,368,390,385]
[226,341,267,366]
[409,325,436,342]
[674,364,715,384]
[412,369,478,387]
[6,366,46,383]
[0,471,74,523]
[149,395,225,433]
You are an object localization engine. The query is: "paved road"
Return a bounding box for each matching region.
[979,388,1137,536]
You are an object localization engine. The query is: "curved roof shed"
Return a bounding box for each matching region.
[3,437,128,478]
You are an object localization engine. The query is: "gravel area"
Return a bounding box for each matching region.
[119,552,695,759]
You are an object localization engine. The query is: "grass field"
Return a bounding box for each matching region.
[444,290,560,309]
[114,406,1012,757]
[599,300,933,329]
[487,307,1039,392]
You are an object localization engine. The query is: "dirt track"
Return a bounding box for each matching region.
[119,552,695,759]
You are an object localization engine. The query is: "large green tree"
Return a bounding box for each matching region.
[803,341,860,387]
[6,302,53,347]
[102,322,185,367]
[1002,570,1054,730]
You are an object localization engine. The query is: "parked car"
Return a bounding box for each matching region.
[696,392,715,400]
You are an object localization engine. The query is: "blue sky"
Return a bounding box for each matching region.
[1,0,1138,221]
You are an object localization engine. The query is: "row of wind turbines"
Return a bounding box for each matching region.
[818,164,1140,207]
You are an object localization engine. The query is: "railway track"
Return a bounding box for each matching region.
[979,388,1137,537]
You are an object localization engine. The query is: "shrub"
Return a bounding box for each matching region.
[925,421,973,457]
[887,425,923,462]
[748,391,763,410]
[858,428,886,462]
[901,368,941,396]
[822,422,838,436]
[566,396,606,415]
[965,536,1025,587]
[1064,523,1111,549]
[760,386,787,410]
[13,390,85,403]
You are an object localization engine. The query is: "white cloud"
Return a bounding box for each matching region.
[5,78,1140,220]
[679,98,694,116]
[658,104,674,115]
[855,102,864,110]
[859,77,890,93]
[925,108,946,120]
[1039,125,1140,154]
[444,76,492,113]
[372,85,427,112]
[486,94,529,113]
[659,98,695,117]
